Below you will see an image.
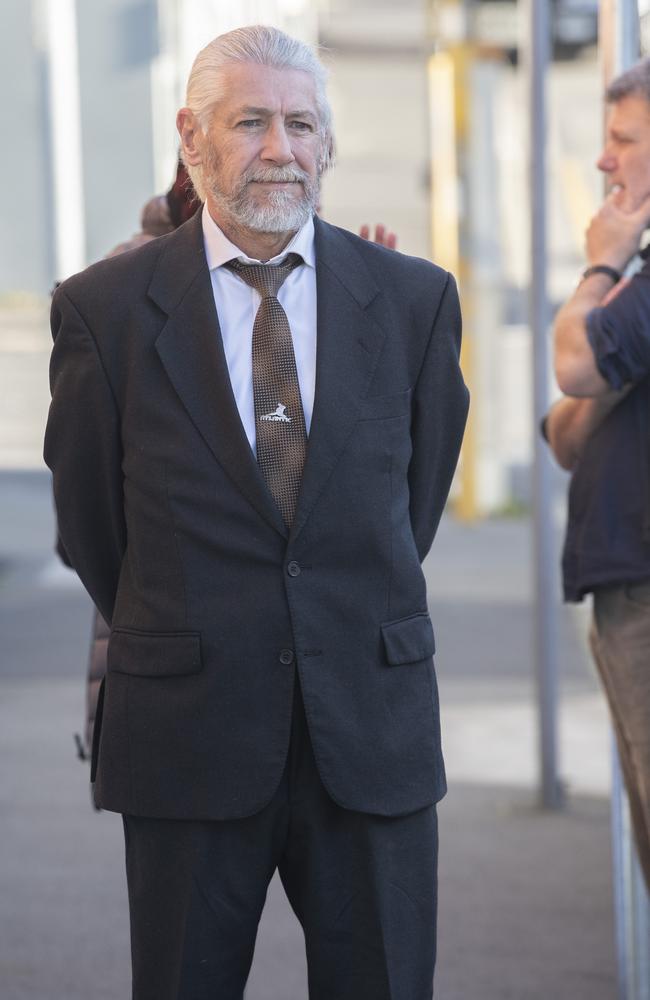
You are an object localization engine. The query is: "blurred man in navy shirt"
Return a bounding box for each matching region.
[547,58,650,889]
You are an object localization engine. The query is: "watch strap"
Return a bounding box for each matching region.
[581,264,622,284]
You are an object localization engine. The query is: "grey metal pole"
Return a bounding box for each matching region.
[633,859,650,999]
[44,0,86,280]
[611,741,632,999]
[525,0,563,810]
[611,741,650,1000]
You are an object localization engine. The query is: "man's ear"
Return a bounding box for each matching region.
[176,108,203,166]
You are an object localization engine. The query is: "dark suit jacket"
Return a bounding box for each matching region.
[44,212,469,821]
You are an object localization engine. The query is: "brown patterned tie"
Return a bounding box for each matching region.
[225,253,306,526]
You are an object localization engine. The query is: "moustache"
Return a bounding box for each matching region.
[244,167,310,185]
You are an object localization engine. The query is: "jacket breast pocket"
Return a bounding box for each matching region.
[358,387,412,422]
[381,612,435,666]
[108,627,202,677]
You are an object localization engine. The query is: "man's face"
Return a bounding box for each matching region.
[598,94,650,211]
[197,62,325,235]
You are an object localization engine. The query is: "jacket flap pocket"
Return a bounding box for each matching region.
[359,387,412,421]
[108,628,202,677]
[381,612,435,666]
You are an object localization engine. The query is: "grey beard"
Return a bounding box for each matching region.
[228,186,317,233]
[205,163,320,234]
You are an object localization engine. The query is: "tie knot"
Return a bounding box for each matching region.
[225,253,303,298]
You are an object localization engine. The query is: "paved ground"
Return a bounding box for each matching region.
[0,304,618,997]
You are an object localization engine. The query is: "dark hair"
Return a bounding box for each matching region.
[166,159,200,228]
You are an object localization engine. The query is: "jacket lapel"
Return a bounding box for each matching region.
[291,218,387,541]
[150,213,287,538]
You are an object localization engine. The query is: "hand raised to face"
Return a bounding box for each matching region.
[586,190,650,272]
[359,223,397,250]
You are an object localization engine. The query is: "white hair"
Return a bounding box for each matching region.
[182,25,334,202]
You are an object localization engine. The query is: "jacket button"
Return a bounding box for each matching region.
[279,649,294,665]
[287,561,301,577]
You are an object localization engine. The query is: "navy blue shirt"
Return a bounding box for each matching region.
[587,256,650,388]
[561,256,650,601]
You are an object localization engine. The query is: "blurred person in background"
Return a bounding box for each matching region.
[109,156,201,256]
[547,57,650,891]
[45,24,467,1000]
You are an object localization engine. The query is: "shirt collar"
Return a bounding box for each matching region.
[202,202,315,271]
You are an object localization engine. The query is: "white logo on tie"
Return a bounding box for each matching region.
[261,403,291,423]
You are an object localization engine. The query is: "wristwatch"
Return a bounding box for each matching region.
[581,264,622,283]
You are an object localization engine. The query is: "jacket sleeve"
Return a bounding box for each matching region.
[44,287,126,625]
[408,272,469,562]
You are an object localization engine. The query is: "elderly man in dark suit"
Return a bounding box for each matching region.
[45,25,468,1000]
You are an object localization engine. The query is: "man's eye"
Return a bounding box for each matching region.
[289,121,313,132]
[238,119,262,128]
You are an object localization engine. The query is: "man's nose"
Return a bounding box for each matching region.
[597,149,616,173]
[261,121,295,164]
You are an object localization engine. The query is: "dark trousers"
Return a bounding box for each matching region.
[123,684,438,1000]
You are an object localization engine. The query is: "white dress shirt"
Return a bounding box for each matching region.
[202,203,317,453]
